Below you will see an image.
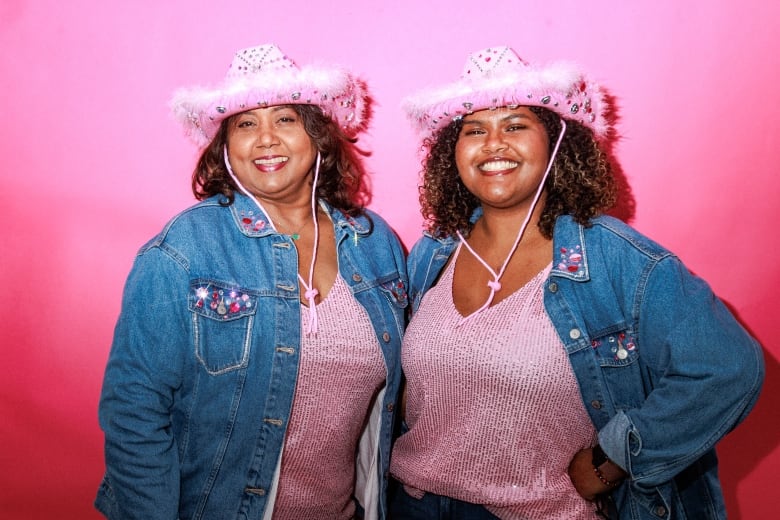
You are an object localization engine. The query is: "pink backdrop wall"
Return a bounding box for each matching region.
[2,1,778,518]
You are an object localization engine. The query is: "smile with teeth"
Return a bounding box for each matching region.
[254,157,289,166]
[479,160,519,172]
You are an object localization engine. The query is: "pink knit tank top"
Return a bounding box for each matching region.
[272,275,385,520]
[390,248,599,519]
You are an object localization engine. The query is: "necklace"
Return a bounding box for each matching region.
[276,217,311,240]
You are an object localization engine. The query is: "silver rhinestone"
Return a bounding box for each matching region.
[463,102,473,110]
[570,104,580,114]
[216,106,226,113]
[291,92,301,100]
[541,96,551,105]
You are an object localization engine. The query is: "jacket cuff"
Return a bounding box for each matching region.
[597,410,634,474]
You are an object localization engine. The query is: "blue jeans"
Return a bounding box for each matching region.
[388,483,499,520]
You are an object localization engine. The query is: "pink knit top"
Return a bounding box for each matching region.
[272,275,385,520]
[390,251,599,519]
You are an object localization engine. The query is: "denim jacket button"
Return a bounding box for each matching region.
[548,282,558,293]
[653,505,667,517]
[569,328,581,339]
[590,400,602,409]
[352,273,362,282]
[386,402,394,412]
[382,332,391,342]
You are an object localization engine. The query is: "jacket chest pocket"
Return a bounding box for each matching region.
[189,280,259,375]
[590,330,645,409]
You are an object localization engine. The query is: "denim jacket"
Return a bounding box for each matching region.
[406,214,764,520]
[96,194,407,520]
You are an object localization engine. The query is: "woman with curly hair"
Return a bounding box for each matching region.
[389,46,763,520]
[96,44,407,520]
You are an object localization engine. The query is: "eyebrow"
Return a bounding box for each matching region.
[462,113,531,125]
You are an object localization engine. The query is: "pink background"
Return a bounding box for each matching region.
[2,1,778,518]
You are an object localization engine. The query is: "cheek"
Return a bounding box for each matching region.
[291,132,317,157]
[226,133,254,158]
[454,141,473,169]
[516,135,550,163]
[531,132,551,160]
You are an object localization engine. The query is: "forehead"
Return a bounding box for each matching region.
[235,105,298,117]
[461,106,540,124]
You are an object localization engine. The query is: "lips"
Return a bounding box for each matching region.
[253,156,288,172]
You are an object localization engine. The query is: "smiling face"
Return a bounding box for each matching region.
[455,106,551,213]
[226,105,318,205]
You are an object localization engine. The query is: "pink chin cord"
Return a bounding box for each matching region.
[223,146,322,336]
[455,118,567,327]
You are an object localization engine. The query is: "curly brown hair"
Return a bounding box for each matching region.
[192,104,371,215]
[419,106,617,238]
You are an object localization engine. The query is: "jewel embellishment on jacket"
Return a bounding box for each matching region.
[194,286,253,318]
[239,211,267,232]
[380,279,409,306]
[557,245,584,274]
[592,332,637,360]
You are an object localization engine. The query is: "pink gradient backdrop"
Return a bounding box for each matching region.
[1,1,778,518]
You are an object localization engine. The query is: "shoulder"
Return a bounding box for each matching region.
[336,207,404,252]
[408,232,457,275]
[138,197,230,257]
[556,215,674,262]
[362,208,397,238]
[409,232,456,261]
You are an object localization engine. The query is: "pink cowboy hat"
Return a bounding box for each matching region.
[171,43,371,147]
[403,45,612,140]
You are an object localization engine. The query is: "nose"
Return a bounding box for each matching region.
[255,122,279,148]
[481,129,507,153]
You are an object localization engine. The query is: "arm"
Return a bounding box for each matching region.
[98,248,188,519]
[597,257,764,489]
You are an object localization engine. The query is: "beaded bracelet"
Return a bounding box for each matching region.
[591,444,623,488]
[593,465,618,487]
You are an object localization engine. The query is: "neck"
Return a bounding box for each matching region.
[258,197,319,231]
[474,201,545,245]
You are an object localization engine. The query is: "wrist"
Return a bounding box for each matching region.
[591,444,627,487]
